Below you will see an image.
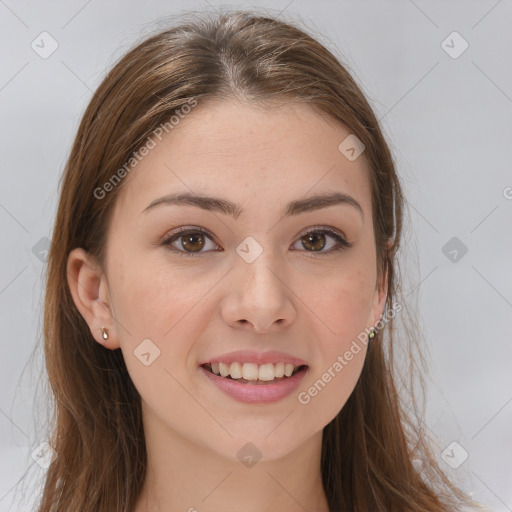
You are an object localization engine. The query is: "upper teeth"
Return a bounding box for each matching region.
[209,362,300,381]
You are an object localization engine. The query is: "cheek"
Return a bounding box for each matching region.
[332,272,373,332]
[298,349,365,430]
[309,260,375,344]
[110,257,214,416]
[298,282,369,429]
[111,248,206,336]
[296,264,374,424]
[110,252,219,376]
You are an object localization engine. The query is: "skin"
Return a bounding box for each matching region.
[67,98,388,512]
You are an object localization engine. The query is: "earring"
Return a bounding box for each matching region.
[368,328,376,341]
[101,327,109,340]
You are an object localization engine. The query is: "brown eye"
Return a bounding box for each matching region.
[161,226,352,258]
[292,228,351,254]
[301,232,327,251]
[180,232,205,252]
[162,228,219,256]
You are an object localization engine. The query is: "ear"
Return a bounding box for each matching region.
[66,247,120,349]
[369,239,391,328]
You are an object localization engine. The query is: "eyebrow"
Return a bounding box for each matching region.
[141,191,364,220]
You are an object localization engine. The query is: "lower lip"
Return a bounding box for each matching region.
[199,365,308,404]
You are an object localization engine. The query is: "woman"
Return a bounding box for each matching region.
[38,9,479,512]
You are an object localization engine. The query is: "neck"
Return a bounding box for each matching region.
[133,404,330,512]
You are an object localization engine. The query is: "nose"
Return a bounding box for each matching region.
[221,251,297,334]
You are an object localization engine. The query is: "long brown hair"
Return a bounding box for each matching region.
[34,9,479,511]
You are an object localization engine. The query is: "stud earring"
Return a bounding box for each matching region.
[368,328,376,341]
[101,327,109,340]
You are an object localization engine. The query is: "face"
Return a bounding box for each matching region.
[68,99,387,462]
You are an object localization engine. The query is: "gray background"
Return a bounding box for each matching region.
[1,0,511,510]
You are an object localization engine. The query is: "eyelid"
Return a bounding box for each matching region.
[295,224,348,242]
[162,225,217,243]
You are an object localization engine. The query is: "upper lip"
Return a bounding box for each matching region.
[199,350,309,367]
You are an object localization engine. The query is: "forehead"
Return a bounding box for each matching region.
[113,99,371,222]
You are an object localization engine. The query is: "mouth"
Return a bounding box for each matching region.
[200,362,308,385]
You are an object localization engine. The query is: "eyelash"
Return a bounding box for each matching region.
[160,226,353,258]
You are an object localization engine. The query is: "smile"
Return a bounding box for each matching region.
[199,363,309,404]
